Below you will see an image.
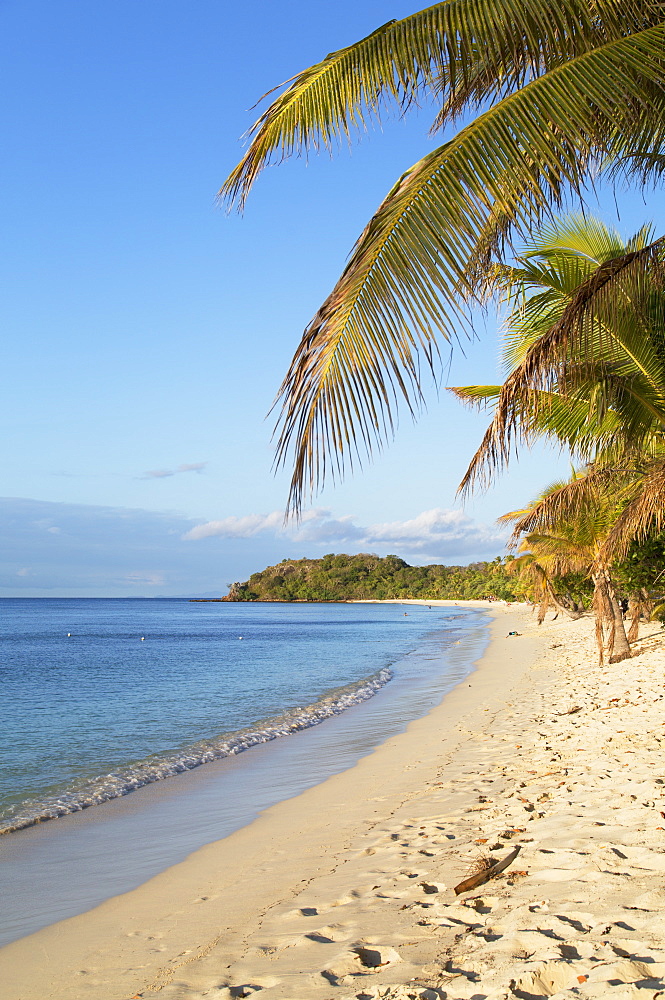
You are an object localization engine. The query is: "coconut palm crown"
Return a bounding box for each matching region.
[454,214,665,604]
[222,0,665,512]
[454,215,665,494]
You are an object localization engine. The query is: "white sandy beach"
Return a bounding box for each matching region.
[4,601,665,999]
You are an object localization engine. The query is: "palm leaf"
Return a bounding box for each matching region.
[271,26,665,511]
[451,384,502,407]
[458,232,665,494]
[524,214,629,262]
[221,0,632,209]
[603,455,665,558]
[499,466,629,545]
[514,531,593,575]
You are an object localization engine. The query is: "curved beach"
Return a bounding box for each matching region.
[4,601,665,999]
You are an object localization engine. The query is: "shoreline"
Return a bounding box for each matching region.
[351,598,502,606]
[1,602,534,998]
[6,602,665,998]
[0,601,488,949]
[1,599,482,839]
[0,664,395,837]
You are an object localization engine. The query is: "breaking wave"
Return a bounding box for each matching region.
[1,666,392,835]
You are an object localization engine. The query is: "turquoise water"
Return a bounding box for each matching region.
[0,598,486,835]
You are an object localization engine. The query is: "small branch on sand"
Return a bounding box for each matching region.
[453,845,522,895]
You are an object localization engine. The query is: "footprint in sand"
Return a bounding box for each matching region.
[322,943,403,984]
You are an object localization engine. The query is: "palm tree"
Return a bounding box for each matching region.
[504,543,584,623]
[453,215,665,492]
[452,215,665,589]
[451,214,665,660]
[223,1,665,511]
[502,476,632,662]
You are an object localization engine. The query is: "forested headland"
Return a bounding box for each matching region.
[225,552,566,603]
[220,540,665,609]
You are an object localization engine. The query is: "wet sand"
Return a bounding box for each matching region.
[4,602,665,999]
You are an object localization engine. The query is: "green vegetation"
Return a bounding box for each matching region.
[456,216,665,659]
[227,553,561,603]
[224,7,665,657]
[226,544,665,613]
[223,1,665,514]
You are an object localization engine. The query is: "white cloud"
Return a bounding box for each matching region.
[184,511,284,540]
[363,508,505,555]
[143,462,207,480]
[33,518,62,534]
[184,506,506,561]
[368,509,468,541]
[177,463,206,474]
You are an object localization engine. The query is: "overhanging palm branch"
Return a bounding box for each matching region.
[223,1,665,512]
[274,28,665,510]
[222,0,634,209]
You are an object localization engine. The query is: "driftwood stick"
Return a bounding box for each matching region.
[453,845,522,896]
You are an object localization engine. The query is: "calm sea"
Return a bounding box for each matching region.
[0,598,488,945]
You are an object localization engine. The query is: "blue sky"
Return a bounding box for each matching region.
[1,0,663,596]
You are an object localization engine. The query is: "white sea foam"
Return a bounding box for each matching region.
[0,667,392,835]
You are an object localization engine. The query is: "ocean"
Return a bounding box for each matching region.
[0,598,489,946]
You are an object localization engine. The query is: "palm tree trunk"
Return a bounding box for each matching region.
[627,592,639,643]
[547,581,583,620]
[592,565,632,664]
[627,588,653,642]
[536,579,583,624]
[536,590,550,624]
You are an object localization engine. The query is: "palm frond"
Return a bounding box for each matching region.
[516,532,593,575]
[524,214,628,263]
[450,384,502,407]
[603,456,665,558]
[221,0,638,209]
[274,26,665,511]
[458,232,665,495]
[499,466,627,545]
